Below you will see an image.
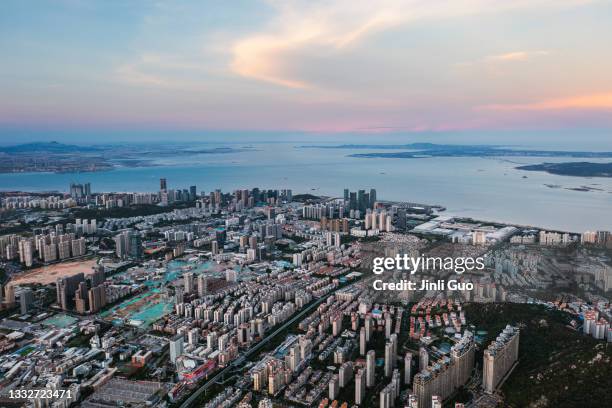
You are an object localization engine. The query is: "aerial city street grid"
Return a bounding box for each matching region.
[0,177,610,408]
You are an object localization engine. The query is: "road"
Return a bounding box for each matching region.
[178,290,335,408]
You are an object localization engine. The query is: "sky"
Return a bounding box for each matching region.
[1,0,612,145]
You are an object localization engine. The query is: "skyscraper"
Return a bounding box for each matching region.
[385,341,393,377]
[413,331,475,408]
[20,288,34,314]
[365,314,373,341]
[70,183,84,199]
[18,239,34,267]
[349,192,357,211]
[366,350,376,387]
[3,284,15,307]
[329,374,339,400]
[160,178,167,191]
[370,188,377,208]
[419,346,429,371]
[385,313,392,338]
[188,328,199,346]
[197,275,208,297]
[483,325,520,394]
[338,362,353,387]
[91,264,105,287]
[56,273,85,310]
[287,344,301,372]
[88,285,106,313]
[404,352,413,384]
[357,190,366,212]
[184,272,195,294]
[75,285,87,314]
[360,327,367,356]
[332,314,342,336]
[379,384,393,408]
[129,232,143,260]
[169,334,184,363]
[355,369,365,405]
[114,231,130,259]
[397,209,407,231]
[390,333,398,363]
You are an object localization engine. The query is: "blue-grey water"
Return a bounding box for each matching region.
[1,142,611,232]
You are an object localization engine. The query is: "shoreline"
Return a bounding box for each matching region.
[1,188,610,233]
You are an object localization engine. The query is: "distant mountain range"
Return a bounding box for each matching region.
[0,141,100,153]
[0,141,254,174]
[299,143,612,159]
[300,142,491,150]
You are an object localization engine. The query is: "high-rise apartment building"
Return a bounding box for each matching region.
[18,239,34,267]
[405,352,413,384]
[169,334,184,363]
[184,272,195,294]
[360,326,367,356]
[88,285,107,313]
[197,275,208,297]
[114,231,130,259]
[483,325,520,394]
[56,273,85,310]
[129,232,143,260]
[366,350,376,387]
[328,374,339,400]
[419,346,429,371]
[385,341,393,377]
[414,331,475,408]
[355,368,365,405]
[20,288,34,314]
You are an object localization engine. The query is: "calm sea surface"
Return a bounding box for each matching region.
[1,142,611,232]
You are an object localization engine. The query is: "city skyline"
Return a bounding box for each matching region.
[1,0,612,142]
[0,182,610,407]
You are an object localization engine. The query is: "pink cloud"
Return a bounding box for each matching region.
[481,92,612,111]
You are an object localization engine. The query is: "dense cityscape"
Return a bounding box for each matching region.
[0,180,610,408]
[2,0,612,406]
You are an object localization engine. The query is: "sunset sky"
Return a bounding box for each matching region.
[1,0,612,142]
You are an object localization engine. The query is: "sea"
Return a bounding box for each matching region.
[1,140,611,232]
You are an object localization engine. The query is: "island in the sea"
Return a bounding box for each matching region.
[516,162,612,178]
[0,142,254,174]
[299,143,612,159]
